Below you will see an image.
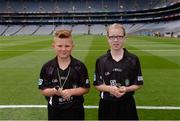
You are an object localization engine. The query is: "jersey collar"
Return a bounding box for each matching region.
[107,48,129,60]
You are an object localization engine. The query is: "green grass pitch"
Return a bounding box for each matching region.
[0,35,180,120]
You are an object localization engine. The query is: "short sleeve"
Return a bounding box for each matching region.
[133,58,143,85]
[38,65,52,89]
[93,58,104,86]
[78,63,90,88]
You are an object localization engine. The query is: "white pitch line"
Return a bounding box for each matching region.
[0,105,180,110]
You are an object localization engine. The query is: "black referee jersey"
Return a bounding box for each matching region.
[94,48,143,101]
[38,56,90,109]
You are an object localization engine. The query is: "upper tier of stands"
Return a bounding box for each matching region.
[0,0,179,13]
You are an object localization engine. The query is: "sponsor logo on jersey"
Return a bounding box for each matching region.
[58,97,73,104]
[112,68,122,72]
[52,79,58,83]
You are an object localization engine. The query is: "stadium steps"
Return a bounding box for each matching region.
[32,25,40,35]
[33,25,55,35]
[50,25,57,35]
[15,25,39,35]
[0,25,9,36]
[12,25,24,36]
[2,25,22,36]
[129,24,145,34]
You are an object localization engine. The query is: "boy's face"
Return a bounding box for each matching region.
[52,37,73,59]
[107,28,125,51]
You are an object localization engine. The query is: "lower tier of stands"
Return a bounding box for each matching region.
[0,20,179,37]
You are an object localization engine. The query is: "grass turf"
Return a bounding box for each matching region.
[0,35,180,120]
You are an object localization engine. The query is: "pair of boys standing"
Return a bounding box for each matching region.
[38,23,143,120]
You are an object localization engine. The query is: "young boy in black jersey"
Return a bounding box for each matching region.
[38,29,90,120]
[94,23,143,120]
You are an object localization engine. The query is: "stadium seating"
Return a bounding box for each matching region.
[16,25,39,35]
[2,25,22,36]
[90,24,106,35]
[0,0,179,37]
[1,0,179,13]
[133,20,180,37]
[33,25,55,35]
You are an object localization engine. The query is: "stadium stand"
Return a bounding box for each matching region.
[90,24,106,35]
[33,25,55,35]
[2,25,22,36]
[72,25,89,35]
[16,25,39,35]
[0,0,179,37]
[1,0,179,12]
[55,25,72,31]
[0,25,8,35]
[133,20,180,37]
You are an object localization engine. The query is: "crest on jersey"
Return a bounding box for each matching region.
[125,79,130,86]
[110,80,117,86]
[38,79,43,85]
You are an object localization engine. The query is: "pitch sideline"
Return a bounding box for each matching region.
[0,49,180,52]
[0,105,180,110]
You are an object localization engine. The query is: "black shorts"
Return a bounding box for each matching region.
[48,104,84,120]
[98,96,139,120]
